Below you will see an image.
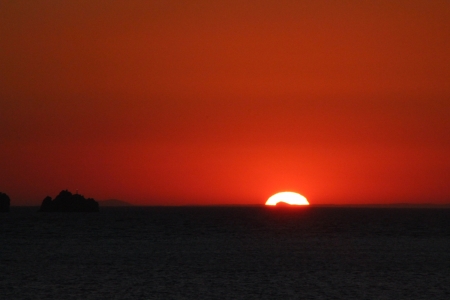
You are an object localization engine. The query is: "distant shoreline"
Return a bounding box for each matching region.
[7,204,450,209]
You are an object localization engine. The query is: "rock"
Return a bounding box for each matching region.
[39,190,99,212]
[0,192,10,212]
[273,201,305,209]
[275,201,291,207]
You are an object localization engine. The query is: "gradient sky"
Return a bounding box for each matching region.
[1,0,449,205]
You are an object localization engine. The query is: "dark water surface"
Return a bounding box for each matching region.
[1,206,450,299]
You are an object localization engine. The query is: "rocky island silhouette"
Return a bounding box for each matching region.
[39,190,99,212]
[0,192,10,212]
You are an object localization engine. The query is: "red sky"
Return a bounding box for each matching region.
[1,0,449,205]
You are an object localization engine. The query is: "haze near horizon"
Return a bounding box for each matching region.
[1,1,449,206]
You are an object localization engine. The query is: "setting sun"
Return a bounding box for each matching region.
[265,192,309,206]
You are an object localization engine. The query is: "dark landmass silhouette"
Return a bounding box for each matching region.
[99,199,132,207]
[39,190,99,212]
[272,201,308,208]
[0,192,10,212]
[275,201,291,207]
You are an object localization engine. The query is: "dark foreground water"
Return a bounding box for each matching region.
[1,206,450,299]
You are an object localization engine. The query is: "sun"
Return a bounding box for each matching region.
[265,192,309,206]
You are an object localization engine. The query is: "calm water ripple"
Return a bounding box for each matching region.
[1,206,450,299]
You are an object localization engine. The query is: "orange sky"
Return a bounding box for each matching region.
[1,0,449,205]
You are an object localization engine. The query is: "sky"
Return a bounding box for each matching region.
[1,0,449,206]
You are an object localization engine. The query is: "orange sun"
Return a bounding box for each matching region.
[265,192,309,206]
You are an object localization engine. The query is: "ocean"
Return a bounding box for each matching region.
[1,206,450,299]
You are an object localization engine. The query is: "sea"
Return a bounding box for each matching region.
[1,206,450,299]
